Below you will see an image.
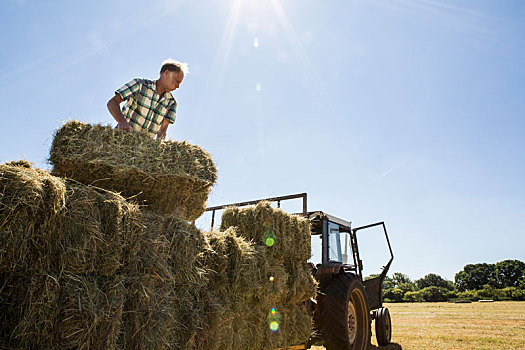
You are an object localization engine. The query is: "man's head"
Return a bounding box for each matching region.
[159,59,189,92]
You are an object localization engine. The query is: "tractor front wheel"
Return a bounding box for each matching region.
[318,273,370,350]
[375,307,392,346]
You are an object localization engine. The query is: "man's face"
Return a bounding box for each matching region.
[163,70,184,92]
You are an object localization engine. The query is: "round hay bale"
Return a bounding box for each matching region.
[49,121,217,220]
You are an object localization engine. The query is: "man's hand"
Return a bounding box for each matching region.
[156,118,170,140]
[157,128,167,140]
[107,94,131,129]
[117,121,133,131]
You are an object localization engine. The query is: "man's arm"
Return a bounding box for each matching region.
[107,94,132,131]
[156,118,171,140]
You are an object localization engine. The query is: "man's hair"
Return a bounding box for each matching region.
[160,59,189,75]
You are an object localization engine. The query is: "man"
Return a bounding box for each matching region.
[107,59,188,140]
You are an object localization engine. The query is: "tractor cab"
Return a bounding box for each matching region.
[307,210,394,309]
[308,211,355,270]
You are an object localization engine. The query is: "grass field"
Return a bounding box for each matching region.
[311,301,525,350]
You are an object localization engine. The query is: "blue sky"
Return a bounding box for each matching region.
[1,0,524,281]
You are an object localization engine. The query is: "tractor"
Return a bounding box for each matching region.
[205,193,394,350]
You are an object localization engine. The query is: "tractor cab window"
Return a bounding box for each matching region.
[328,222,351,264]
[309,233,322,265]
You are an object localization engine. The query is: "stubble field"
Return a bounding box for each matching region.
[311,301,525,350]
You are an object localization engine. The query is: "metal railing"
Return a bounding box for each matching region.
[205,192,308,230]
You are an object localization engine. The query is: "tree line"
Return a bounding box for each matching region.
[365,259,525,302]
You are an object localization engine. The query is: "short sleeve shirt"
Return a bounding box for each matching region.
[115,78,177,137]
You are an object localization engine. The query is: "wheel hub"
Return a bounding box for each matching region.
[347,300,357,344]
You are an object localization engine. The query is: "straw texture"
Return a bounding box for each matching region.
[49,121,217,220]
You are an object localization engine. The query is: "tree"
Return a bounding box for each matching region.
[398,282,416,293]
[415,273,454,290]
[392,273,412,286]
[420,286,448,302]
[384,288,404,302]
[382,275,395,290]
[455,263,497,291]
[404,290,424,302]
[494,260,525,288]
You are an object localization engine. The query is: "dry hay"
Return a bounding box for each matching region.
[0,161,143,276]
[128,212,210,288]
[49,121,217,221]
[1,162,315,349]
[0,161,210,349]
[220,201,311,264]
[0,272,125,350]
[219,201,317,304]
[120,213,210,349]
[0,161,66,272]
[121,276,201,350]
[195,294,312,350]
[196,228,315,349]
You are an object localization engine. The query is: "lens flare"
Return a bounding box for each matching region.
[262,230,276,247]
[267,307,282,332]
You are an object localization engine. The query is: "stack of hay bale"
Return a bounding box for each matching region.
[0,121,316,349]
[0,160,144,349]
[194,202,317,349]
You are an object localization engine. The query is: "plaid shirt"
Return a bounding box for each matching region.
[116,78,177,137]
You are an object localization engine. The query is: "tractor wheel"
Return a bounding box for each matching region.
[375,307,392,346]
[318,273,371,350]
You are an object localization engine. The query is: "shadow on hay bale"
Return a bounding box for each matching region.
[0,161,143,276]
[49,121,217,221]
[119,214,211,349]
[0,272,125,350]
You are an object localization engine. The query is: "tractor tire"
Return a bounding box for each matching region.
[318,273,371,350]
[375,307,392,346]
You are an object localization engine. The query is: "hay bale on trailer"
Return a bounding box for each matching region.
[120,213,211,349]
[0,161,143,275]
[220,202,317,304]
[0,162,211,349]
[0,272,125,350]
[1,157,313,348]
[196,228,313,350]
[220,201,311,264]
[49,121,217,221]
